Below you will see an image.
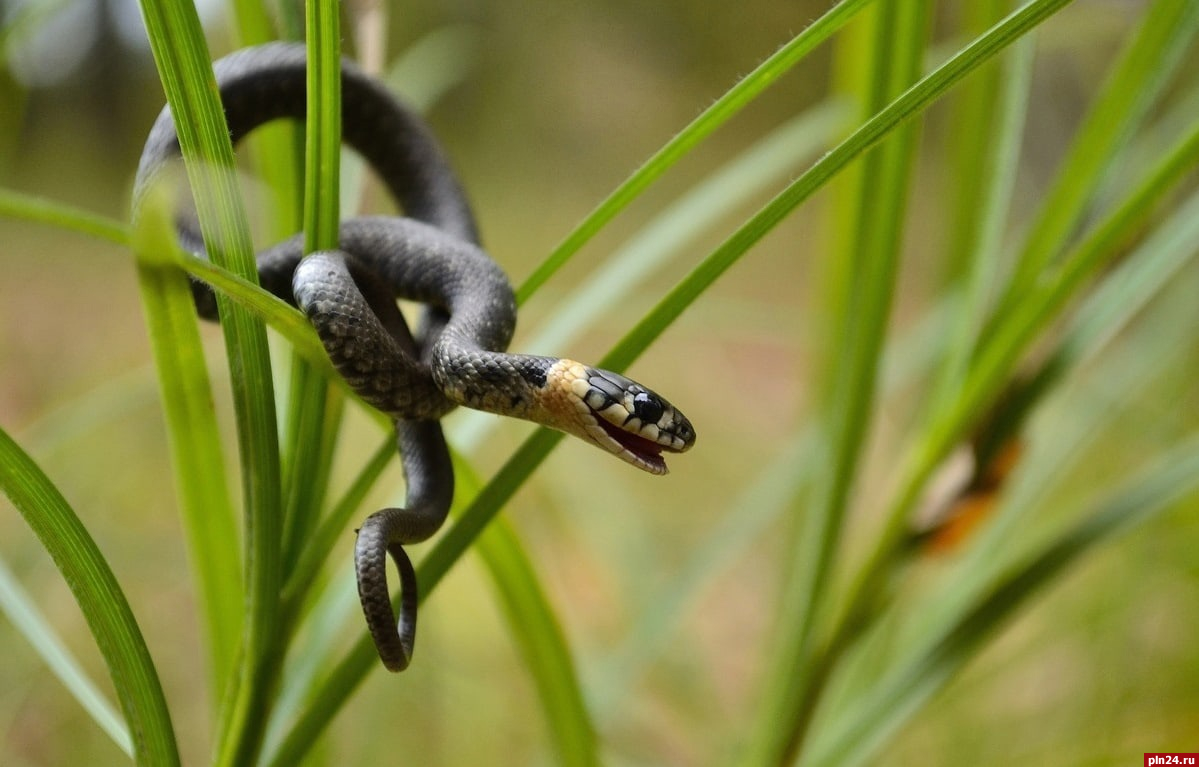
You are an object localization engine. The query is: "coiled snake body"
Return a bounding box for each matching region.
[133,42,695,671]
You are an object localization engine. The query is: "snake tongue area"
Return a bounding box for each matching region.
[593,414,671,473]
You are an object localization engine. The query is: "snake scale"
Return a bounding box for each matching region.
[133,42,696,671]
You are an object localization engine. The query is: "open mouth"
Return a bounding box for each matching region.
[593,415,674,474]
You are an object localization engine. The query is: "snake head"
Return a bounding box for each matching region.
[548,360,695,475]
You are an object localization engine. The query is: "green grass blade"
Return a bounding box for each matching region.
[303,8,341,253]
[0,427,179,766]
[175,252,329,365]
[279,370,343,576]
[515,0,879,304]
[281,434,396,610]
[451,457,598,767]
[742,2,931,763]
[1064,190,1199,360]
[0,187,128,245]
[131,191,242,697]
[927,21,1033,415]
[479,518,598,767]
[805,436,1199,767]
[995,0,1199,313]
[227,0,275,47]
[134,0,284,759]
[217,7,344,764]
[0,557,132,756]
[278,0,345,593]
[940,0,1010,281]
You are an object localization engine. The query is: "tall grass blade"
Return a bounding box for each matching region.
[278,0,345,595]
[0,426,179,765]
[456,451,598,767]
[928,19,1033,414]
[132,190,242,696]
[480,518,598,766]
[215,5,345,763]
[742,2,931,762]
[134,0,283,758]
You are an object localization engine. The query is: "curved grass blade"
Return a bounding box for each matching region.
[0,187,128,245]
[488,522,599,765]
[481,518,599,766]
[0,427,179,766]
[175,252,328,364]
[132,189,242,697]
[515,0,879,304]
[0,557,132,756]
[455,458,599,767]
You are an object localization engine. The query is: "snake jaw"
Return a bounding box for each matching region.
[547,360,695,475]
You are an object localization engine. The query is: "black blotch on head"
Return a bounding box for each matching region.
[632,392,664,425]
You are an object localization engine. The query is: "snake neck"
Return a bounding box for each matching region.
[431,339,558,423]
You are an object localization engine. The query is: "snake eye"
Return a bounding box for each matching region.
[632,391,664,425]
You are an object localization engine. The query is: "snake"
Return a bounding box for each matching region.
[132,42,696,671]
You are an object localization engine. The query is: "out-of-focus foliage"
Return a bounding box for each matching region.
[1,0,1198,765]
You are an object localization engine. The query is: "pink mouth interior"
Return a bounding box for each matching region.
[595,416,669,470]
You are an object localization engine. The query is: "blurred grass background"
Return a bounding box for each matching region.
[2,0,1198,765]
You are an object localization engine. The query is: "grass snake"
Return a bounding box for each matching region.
[132,42,696,671]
